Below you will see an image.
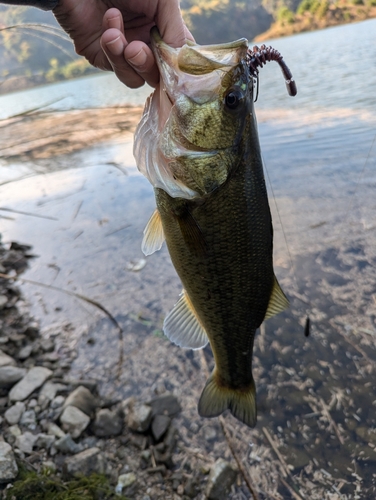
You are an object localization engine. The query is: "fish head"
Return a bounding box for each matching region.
[134,29,254,199]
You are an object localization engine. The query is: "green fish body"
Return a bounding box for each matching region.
[134,29,288,427]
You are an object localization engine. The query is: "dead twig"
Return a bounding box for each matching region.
[318,396,345,445]
[0,207,58,221]
[262,428,305,500]
[262,427,292,479]
[199,350,260,500]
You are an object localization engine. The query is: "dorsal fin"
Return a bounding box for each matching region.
[141,209,165,256]
[264,276,289,320]
[163,290,209,349]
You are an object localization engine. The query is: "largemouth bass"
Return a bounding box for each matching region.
[134,29,295,427]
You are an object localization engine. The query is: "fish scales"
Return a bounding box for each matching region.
[134,28,290,427]
[155,117,274,387]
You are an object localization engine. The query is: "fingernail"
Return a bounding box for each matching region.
[127,49,147,68]
[105,36,124,56]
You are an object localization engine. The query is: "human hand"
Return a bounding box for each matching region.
[53,0,194,88]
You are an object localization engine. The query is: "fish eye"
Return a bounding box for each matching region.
[225,89,243,110]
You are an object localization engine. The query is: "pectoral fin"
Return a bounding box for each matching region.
[264,276,289,320]
[176,210,207,257]
[163,290,209,349]
[141,209,165,256]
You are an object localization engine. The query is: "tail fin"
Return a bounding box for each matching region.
[197,373,257,428]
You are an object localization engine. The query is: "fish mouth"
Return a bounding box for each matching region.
[150,27,249,107]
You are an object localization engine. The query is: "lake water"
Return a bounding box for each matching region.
[1,18,375,119]
[1,19,376,499]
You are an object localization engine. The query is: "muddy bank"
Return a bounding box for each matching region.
[0,106,143,161]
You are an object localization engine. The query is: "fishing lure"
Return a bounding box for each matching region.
[247,44,297,98]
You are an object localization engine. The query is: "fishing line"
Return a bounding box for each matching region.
[341,131,376,234]
[262,153,310,335]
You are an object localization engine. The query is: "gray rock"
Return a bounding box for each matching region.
[151,414,171,441]
[41,461,57,473]
[60,405,90,438]
[126,403,152,433]
[34,433,56,450]
[0,442,18,483]
[115,472,137,494]
[4,402,26,425]
[92,408,123,437]
[206,459,237,500]
[64,386,97,417]
[204,426,217,442]
[0,295,8,310]
[55,434,81,454]
[15,431,38,454]
[0,366,27,389]
[19,409,36,429]
[47,422,66,439]
[39,381,66,401]
[148,394,181,417]
[17,345,33,360]
[0,349,16,367]
[9,367,52,401]
[51,395,65,409]
[63,447,104,477]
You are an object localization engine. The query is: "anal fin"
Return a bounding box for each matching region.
[163,290,209,349]
[142,209,165,256]
[264,275,289,320]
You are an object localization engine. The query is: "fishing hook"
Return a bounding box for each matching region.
[247,44,297,97]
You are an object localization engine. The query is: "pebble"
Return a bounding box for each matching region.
[148,394,181,417]
[63,447,105,477]
[19,409,36,429]
[35,433,56,450]
[54,434,81,454]
[92,408,123,437]
[0,366,27,389]
[9,366,53,401]
[205,458,237,500]
[0,350,16,367]
[126,403,152,433]
[60,405,90,438]
[63,385,97,417]
[0,442,18,483]
[15,431,38,454]
[16,345,33,360]
[0,295,8,310]
[151,414,171,441]
[4,402,26,425]
[47,422,66,439]
[51,395,65,409]
[115,472,137,494]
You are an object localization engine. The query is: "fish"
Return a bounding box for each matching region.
[133,28,292,428]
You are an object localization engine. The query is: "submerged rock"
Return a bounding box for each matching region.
[206,458,237,500]
[0,366,27,389]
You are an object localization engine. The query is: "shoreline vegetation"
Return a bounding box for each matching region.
[255,0,376,41]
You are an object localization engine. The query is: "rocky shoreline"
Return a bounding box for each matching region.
[0,239,237,499]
